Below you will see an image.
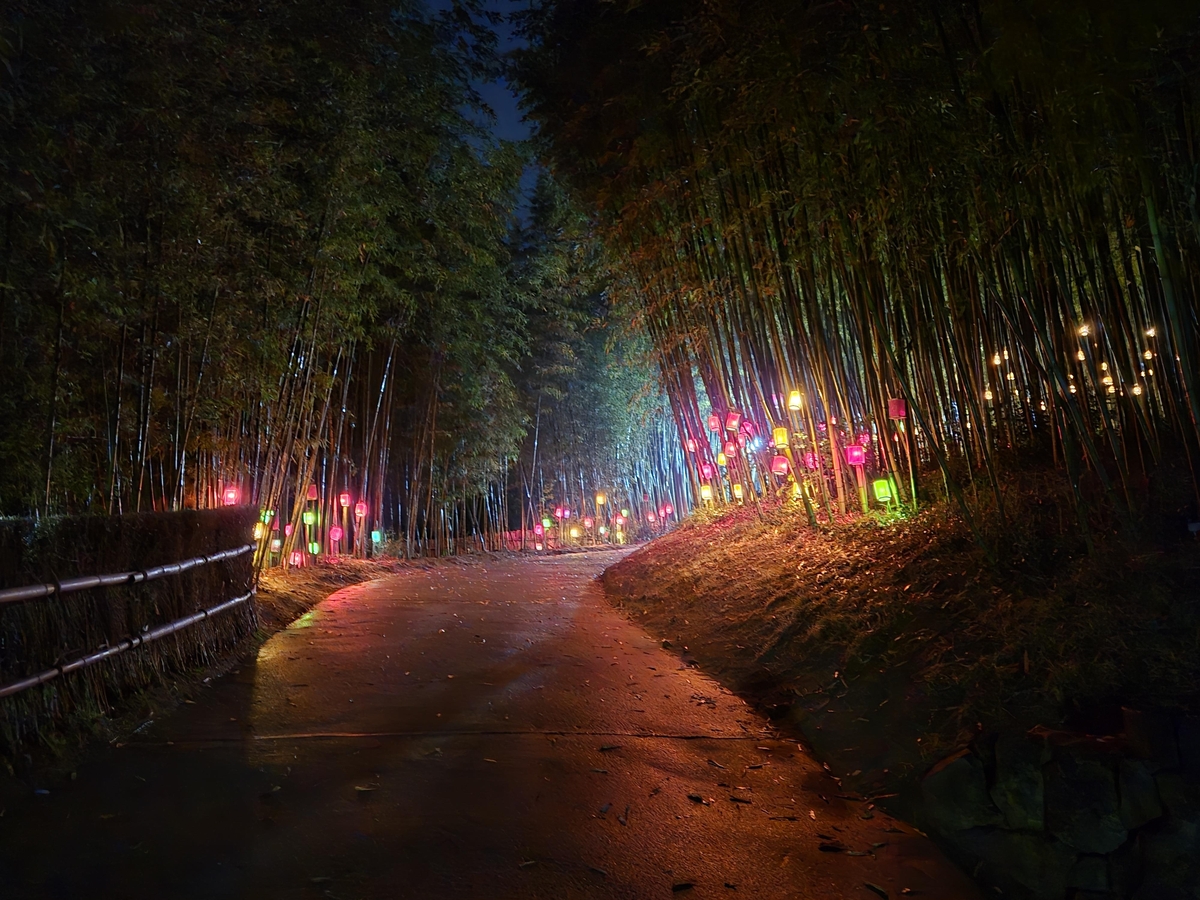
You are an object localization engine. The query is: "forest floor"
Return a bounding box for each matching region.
[601,501,1200,822]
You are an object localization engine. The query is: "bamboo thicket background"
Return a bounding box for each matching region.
[516,0,1200,543]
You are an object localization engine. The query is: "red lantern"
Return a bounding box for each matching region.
[736,432,747,448]
[354,501,367,519]
[534,522,545,536]
[284,523,294,537]
[289,551,303,566]
[306,483,318,501]
[685,437,698,453]
[888,398,907,419]
[615,514,626,526]
[770,455,790,476]
[222,486,239,506]
[724,411,742,432]
[845,445,865,466]
[707,414,721,432]
[339,491,351,508]
[724,440,738,458]
[664,503,674,516]
[329,525,344,542]
[584,516,594,529]
[647,511,657,523]
[658,506,667,518]
[700,462,715,479]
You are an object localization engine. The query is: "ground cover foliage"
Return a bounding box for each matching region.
[605,496,1200,780]
[516,0,1200,542]
[0,0,673,556]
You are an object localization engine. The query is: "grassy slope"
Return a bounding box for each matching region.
[602,503,1200,811]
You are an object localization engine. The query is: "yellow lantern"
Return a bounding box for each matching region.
[772,426,789,449]
[570,526,581,539]
[717,452,727,467]
[595,492,606,506]
[733,483,744,501]
[787,390,802,411]
[253,522,266,540]
[700,484,713,502]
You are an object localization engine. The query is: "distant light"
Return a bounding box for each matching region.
[570,526,581,538]
[647,512,656,523]
[222,486,239,506]
[535,543,544,551]
[595,493,606,506]
[1006,372,1015,381]
[1144,350,1153,360]
[584,516,594,529]
[1078,324,1090,337]
[1146,327,1156,337]
[984,389,994,401]
[253,522,266,540]
[992,353,1002,366]
[1076,350,1086,361]
[1132,385,1143,396]
[664,503,674,516]
[620,508,630,518]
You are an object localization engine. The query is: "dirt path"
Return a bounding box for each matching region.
[0,551,978,899]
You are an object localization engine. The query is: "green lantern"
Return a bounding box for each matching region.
[302,510,316,526]
[308,541,321,554]
[371,530,382,543]
[872,479,893,503]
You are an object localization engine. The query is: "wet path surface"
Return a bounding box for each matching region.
[0,552,979,899]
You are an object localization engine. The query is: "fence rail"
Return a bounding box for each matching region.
[0,543,254,606]
[0,588,256,699]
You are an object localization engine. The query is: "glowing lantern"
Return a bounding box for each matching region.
[542,517,552,529]
[724,411,742,432]
[788,391,802,411]
[773,426,789,449]
[289,551,303,566]
[533,522,544,536]
[707,414,721,432]
[736,432,747,448]
[873,479,893,503]
[770,455,790,476]
[306,483,318,501]
[354,501,367,519]
[804,452,819,470]
[700,485,714,502]
[724,441,737,458]
[717,452,727,467]
[308,541,321,555]
[285,523,294,537]
[733,483,744,501]
[535,543,544,551]
[888,398,907,419]
[339,491,351,508]
[984,389,994,401]
[261,509,274,523]
[740,421,757,438]
[596,493,606,506]
[647,511,656,523]
[554,506,565,519]
[371,530,382,543]
[685,437,698,452]
[664,503,674,516]
[222,486,239,506]
[599,526,607,536]
[270,538,281,551]
[615,514,626,526]
[329,526,344,542]
[657,506,666,518]
[845,445,865,467]
[303,510,316,526]
[584,516,594,529]
[570,526,581,539]
[253,522,266,540]
[700,462,715,479]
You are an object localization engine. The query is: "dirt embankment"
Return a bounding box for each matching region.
[601,505,1200,818]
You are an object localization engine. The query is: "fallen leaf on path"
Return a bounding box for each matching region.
[518,860,537,869]
[599,744,621,752]
[818,841,846,853]
[354,784,378,792]
[591,768,608,774]
[864,884,889,899]
[672,882,695,892]
[599,802,611,815]
[707,759,726,769]
[618,805,629,825]
[729,797,752,804]
[687,794,711,805]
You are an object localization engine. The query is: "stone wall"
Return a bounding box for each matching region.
[920,710,1200,898]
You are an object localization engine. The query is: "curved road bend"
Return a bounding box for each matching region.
[0,551,979,899]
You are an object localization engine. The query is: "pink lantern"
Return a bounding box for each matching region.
[700,462,715,479]
[584,516,595,528]
[736,432,747,448]
[664,503,674,516]
[329,526,344,542]
[306,483,318,501]
[289,551,303,566]
[804,452,820,470]
[647,511,657,523]
[707,414,721,432]
[857,433,872,447]
[554,506,565,519]
[770,455,790,476]
[615,514,626,526]
[724,440,738,458]
[845,445,865,466]
[534,522,544,536]
[284,523,294,537]
[354,501,367,519]
[739,420,756,437]
[685,437,698,453]
[725,411,742,432]
[222,486,239,506]
[888,398,907,419]
[339,491,351,508]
